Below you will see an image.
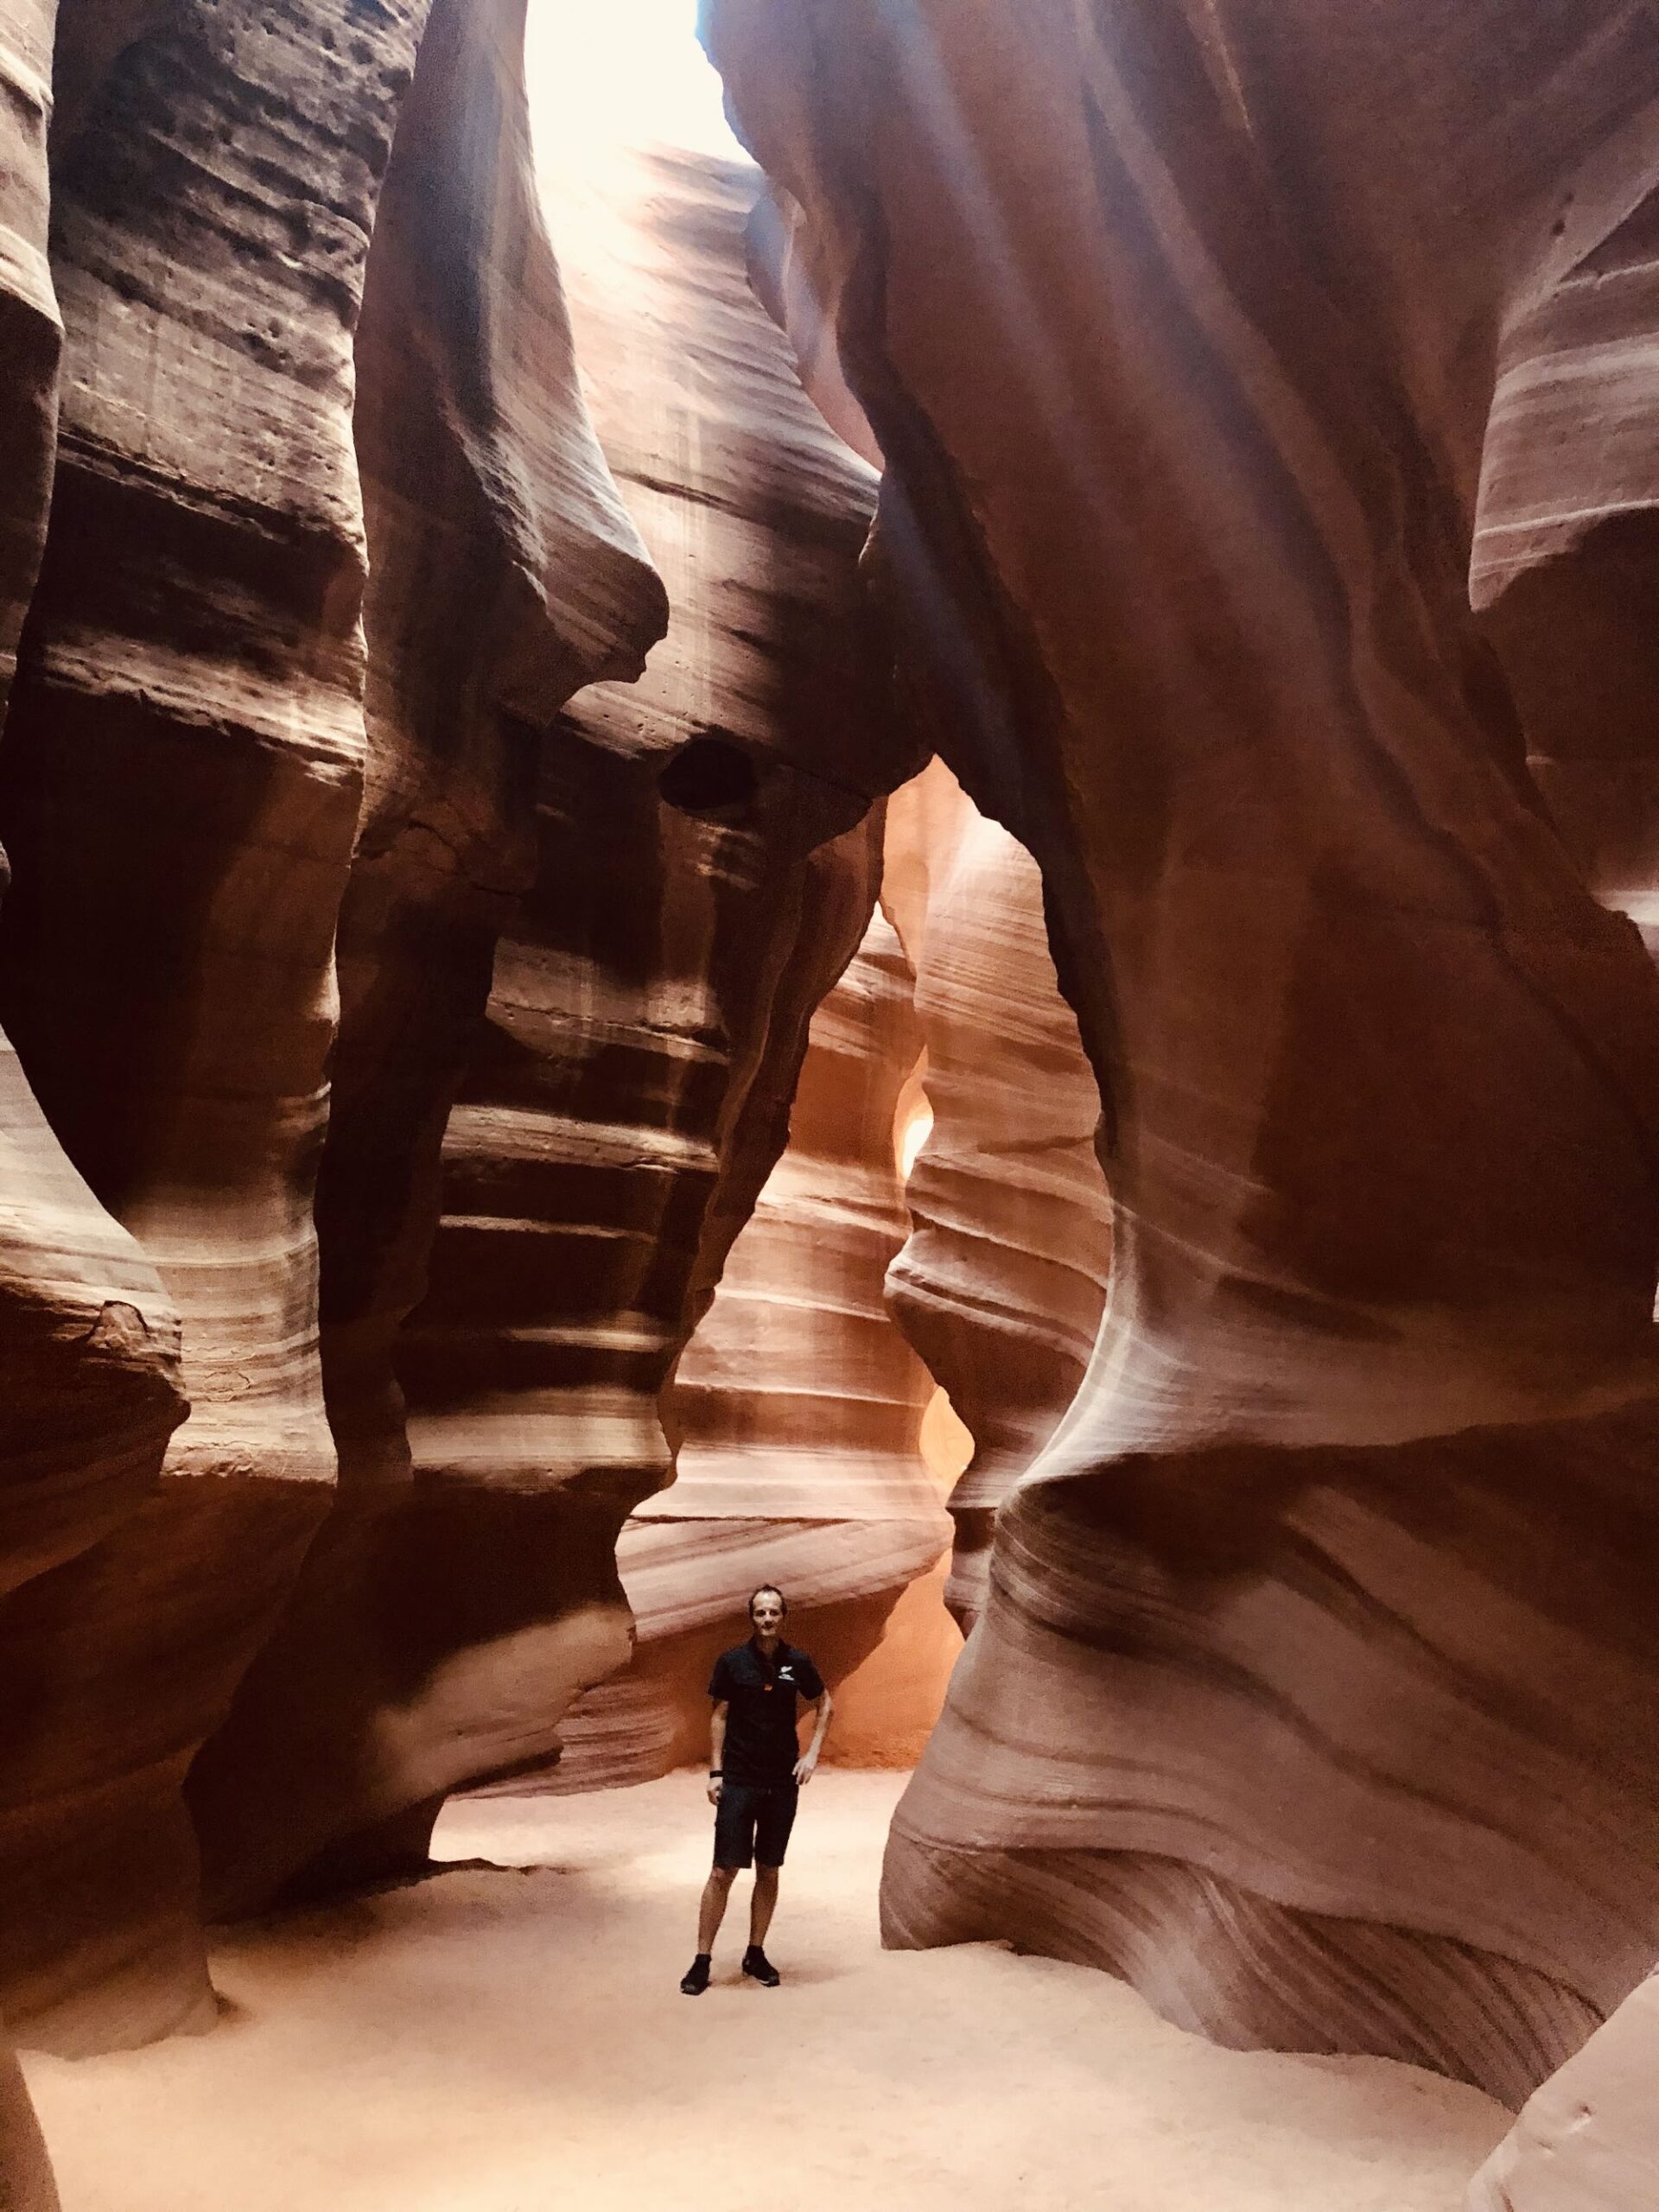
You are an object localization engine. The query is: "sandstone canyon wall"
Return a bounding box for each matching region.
[556,749,1108,1791]
[0,2047,57,2212]
[0,0,181,2180]
[0,0,188,1645]
[708,0,1659,2107]
[0,0,927,2061]
[0,0,448,2055]
[183,24,920,1900]
[7,9,1659,2209]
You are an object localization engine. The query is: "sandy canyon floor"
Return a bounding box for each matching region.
[25,1773,1510,2211]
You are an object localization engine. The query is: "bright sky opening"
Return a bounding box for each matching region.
[525,0,750,166]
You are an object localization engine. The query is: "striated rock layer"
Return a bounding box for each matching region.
[882,760,1110,1631]
[1466,1973,1659,2210]
[0,0,442,2050]
[183,0,667,1918]
[188,52,918,1898]
[550,903,951,1790]
[709,0,1659,2103]
[0,0,188,1611]
[0,0,182,2175]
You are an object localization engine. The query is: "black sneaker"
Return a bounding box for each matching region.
[741,1945,781,1987]
[680,1954,712,1995]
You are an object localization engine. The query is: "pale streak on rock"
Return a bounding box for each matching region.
[882,760,1111,1632]
[1466,1973,1659,2209]
[708,0,1659,2105]
[0,0,56,714]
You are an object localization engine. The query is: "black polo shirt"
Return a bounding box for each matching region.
[708,1638,825,1785]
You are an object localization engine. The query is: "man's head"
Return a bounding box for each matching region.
[748,1585,786,1641]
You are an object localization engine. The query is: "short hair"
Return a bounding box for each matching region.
[748,1584,787,1619]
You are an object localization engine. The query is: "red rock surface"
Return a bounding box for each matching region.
[0,0,187,1612]
[0,0,438,2053]
[0,0,183,2177]
[0,0,54,717]
[9,6,1659,2198]
[708,0,1659,2106]
[883,760,1111,1630]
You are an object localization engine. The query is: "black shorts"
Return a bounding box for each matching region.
[713,1781,799,1869]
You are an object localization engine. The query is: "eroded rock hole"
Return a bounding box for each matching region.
[658,733,759,819]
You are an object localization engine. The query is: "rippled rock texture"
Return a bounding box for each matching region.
[709,0,1659,2105]
[0,1,185,2177]
[0,0,188,1618]
[0,0,447,2053]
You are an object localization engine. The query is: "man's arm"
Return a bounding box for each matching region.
[794,1688,832,1783]
[709,1700,728,1803]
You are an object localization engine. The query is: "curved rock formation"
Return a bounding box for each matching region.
[708,0,1659,2104]
[883,760,1110,1630]
[182,0,667,1917]
[1467,1973,1659,2210]
[0,0,186,1605]
[187,49,917,1902]
[551,903,951,1789]
[0,4,182,2173]
[0,0,437,2050]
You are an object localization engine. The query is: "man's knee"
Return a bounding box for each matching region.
[708,1863,739,1890]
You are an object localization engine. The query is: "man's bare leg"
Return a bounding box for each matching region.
[683,1866,736,1993]
[698,1865,736,1954]
[749,1863,779,1948]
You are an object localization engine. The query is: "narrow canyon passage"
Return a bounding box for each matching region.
[22,1777,1507,2212]
[4,0,1659,2200]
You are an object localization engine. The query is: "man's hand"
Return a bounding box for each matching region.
[708,1777,723,1805]
[793,1751,818,1786]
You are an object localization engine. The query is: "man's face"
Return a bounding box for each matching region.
[750,1592,785,1639]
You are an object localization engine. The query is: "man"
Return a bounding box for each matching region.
[679,1585,832,1993]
